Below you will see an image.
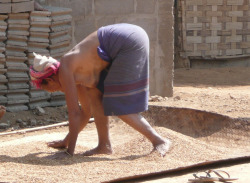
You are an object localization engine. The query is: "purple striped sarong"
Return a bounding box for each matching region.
[97,23,149,116]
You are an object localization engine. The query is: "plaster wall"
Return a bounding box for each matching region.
[38,0,174,97]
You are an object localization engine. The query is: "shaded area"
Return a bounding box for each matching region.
[174,67,250,86]
[143,105,249,138]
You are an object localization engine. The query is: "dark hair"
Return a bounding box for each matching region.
[41,79,49,85]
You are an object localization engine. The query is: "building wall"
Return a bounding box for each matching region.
[38,0,174,97]
[177,0,250,63]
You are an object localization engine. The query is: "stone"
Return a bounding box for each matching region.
[16,119,23,123]
[0,123,9,129]
[34,106,45,115]
[29,119,37,126]
[19,122,27,128]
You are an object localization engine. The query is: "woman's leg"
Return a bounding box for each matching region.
[118,114,171,156]
[83,88,112,156]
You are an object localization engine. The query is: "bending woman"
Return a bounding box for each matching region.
[30,23,171,158]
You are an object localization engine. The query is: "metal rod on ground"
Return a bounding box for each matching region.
[0,118,95,136]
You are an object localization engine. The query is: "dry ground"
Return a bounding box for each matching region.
[0,67,249,183]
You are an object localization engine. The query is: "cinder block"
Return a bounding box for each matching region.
[158,0,173,12]
[187,23,202,30]
[187,36,202,44]
[226,22,243,30]
[226,49,242,55]
[0,0,11,3]
[186,11,202,18]
[131,18,157,41]
[136,0,156,14]
[210,23,222,30]
[206,11,223,17]
[227,0,244,5]
[240,42,250,49]
[225,36,243,43]
[95,0,134,15]
[206,0,223,5]
[65,0,92,17]
[186,0,203,6]
[228,11,244,17]
[205,36,221,43]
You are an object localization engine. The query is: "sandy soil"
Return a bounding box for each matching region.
[0,67,249,183]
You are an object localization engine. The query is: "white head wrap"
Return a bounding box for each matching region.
[33,52,58,72]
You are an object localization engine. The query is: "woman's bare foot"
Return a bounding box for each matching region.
[34,2,47,11]
[83,145,113,156]
[0,105,6,120]
[47,140,68,149]
[153,139,172,157]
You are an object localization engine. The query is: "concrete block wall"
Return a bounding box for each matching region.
[38,0,174,97]
[177,0,250,61]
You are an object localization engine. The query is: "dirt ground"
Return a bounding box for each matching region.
[0,67,249,183]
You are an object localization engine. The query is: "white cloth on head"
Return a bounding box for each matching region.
[33,52,58,72]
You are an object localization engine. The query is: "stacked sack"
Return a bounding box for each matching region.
[5,13,30,112]
[0,14,8,106]
[45,6,72,60]
[28,10,52,109]
[45,6,72,107]
[0,4,72,111]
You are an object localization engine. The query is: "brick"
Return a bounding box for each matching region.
[196,43,210,51]
[205,50,220,56]
[206,0,223,5]
[228,11,244,17]
[226,49,242,55]
[72,0,92,17]
[186,23,202,30]
[226,22,243,30]
[187,36,202,44]
[131,18,157,41]
[206,11,223,17]
[210,23,222,30]
[217,43,230,50]
[227,0,244,5]
[186,0,203,6]
[0,0,10,2]
[225,36,243,43]
[237,16,250,22]
[158,0,173,13]
[217,30,232,36]
[186,11,202,17]
[205,36,221,43]
[247,35,250,41]
[240,42,250,49]
[12,0,31,2]
[236,29,250,35]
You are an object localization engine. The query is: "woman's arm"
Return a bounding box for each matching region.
[59,58,82,155]
[47,85,92,150]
